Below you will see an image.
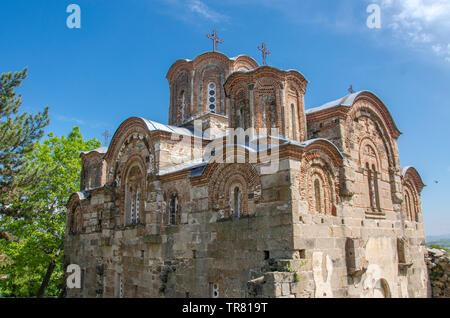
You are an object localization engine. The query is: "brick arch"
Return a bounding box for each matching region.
[172,70,190,124]
[353,92,401,139]
[402,166,425,194]
[286,72,308,95]
[191,52,232,69]
[166,60,194,84]
[286,82,306,141]
[359,137,381,170]
[66,192,89,235]
[231,86,250,129]
[207,163,261,218]
[232,55,259,71]
[402,168,424,222]
[197,64,227,114]
[302,139,344,169]
[162,183,190,225]
[345,99,397,170]
[254,77,282,130]
[67,201,81,235]
[345,100,402,209]
[299,150,341,216]
[402,181,420,222]
[73,205,83,234]
[105,118,155,186]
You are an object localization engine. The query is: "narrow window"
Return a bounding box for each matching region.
[405,191,411,221]
[119,275,123,298]
[261,97,266,128]
[135,189,140,223]
[367,163,376,209]
[130,187,135,224]
[291,103,297,140]
[240,108,246,130]
[97,210,103,231]
[169,194,178,225]
[233,187,241,218]
[180,91,186,122]
[76,211,82,233]
[125,186,131,225]
[208,82,216,113]
[314,179,322,213]
[372,164,380,210]
[269,99,277,128]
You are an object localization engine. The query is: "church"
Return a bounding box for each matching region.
[65,32,429,298]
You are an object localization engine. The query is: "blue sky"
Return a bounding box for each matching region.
[1,0,449,235]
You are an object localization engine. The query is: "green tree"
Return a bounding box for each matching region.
[0,127,101,297]
[0,69,49,221]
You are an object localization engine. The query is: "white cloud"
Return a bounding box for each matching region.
[159,0,228,23]
[55,114,85,125]
[375,0,450,62]
[187,0,226,22]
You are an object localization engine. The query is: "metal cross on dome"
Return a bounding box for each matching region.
[207,29,223,52]
[102,130,111,147]
[258,42,271,66]
[348,85,355,94]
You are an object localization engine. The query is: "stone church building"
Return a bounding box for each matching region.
[65,49,429,298]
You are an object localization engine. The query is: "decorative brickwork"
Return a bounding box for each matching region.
[207,163,261,218]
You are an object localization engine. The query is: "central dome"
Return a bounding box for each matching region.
[166,52,259,126]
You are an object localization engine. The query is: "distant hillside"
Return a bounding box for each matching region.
[427,234,450,250]
[427,234,450,240]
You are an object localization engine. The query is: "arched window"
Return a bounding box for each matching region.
[314,179,322,213]
[405,191,412,221]
[291,103,297,140]
[208,82,217,113]
[233,186,242,218]
[124,165,143,226]
[372,164,380,210]
[73,206,82,234]
[118,274,123,298]
[180,91,186,122]
[68,209,75,235]
[239,108,246,130]
[169,193,178,225]
[97,210,103,232]
[130,186,135,224]
[269,98,277,128]
[367,163,380,211]
[135,189,140,223]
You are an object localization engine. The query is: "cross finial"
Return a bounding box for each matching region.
[258,42,271,66]
[207,29,223,52]
[102,130,111,147]
[348,85,355,94]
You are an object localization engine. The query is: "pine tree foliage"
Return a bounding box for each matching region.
[0,69,49,218]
